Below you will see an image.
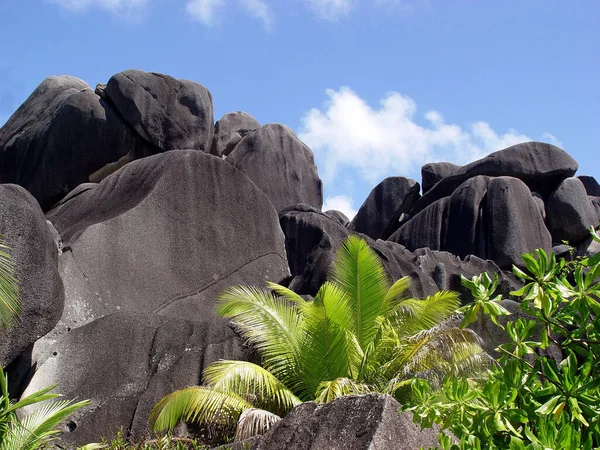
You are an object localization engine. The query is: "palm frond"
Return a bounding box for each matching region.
[389,290,461,336]
[265,282,305,305]
[314,377,373,404]
[203,360,301,416]
[1,399,91,450]
[216,286,300,382]
[330,235,390,351]
[234,408,280,441]
[296,298,360,397]
[149,387,252,433]
[0,238,20,329]
[382,276,411,314]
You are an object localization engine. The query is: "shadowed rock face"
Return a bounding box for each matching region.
[0,76,151,211]
[412,141,578,215]
[546,177,599,244]
[348,176,420,240]
[0,185,64,367]
[23,313,249,447]
[210,111,260,157]
[227,124,323,212]
[105,69,214,152]
[245,394,442,450]
[421,161,461,194]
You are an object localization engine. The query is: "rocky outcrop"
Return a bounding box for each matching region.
[23,313,248,447]
[210,111,260,157]
[227,124,323,212]
[104,69,214,152]
[412,142,578,214]
[421,161,460,194]
[244,394,442,450]
[0,185,64,367]
[0,76,151,210]
[44,151,289,341]
[348,177,420,240]
[545,177,599,244]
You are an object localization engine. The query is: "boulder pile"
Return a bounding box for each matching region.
[1,70,598,448]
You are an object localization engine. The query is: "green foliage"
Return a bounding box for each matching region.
[0,366,91,450]
[150,235,486,441]
[405,227,600,449]
[0,236,20,328]
[80,429,209,449]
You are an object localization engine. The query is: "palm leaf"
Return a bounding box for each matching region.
[389,290,461,336]
[0,238,20,329]
[203,360,301,416]
[0,398,91,450]
[234,408,280,441]
[296,297,359,397]
[149,386,252,433]
[330,235,390,351]
[314,378,373,404]
[216,286,300,383]
[265,282,305,305]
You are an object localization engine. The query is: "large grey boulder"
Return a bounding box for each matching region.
[348,177,420,240]
[484,177,552,268]
[247,394,441,450]
[323,210,350,227]
[23,313,248,447]
[389,197,450,251]
[104,69,214,152]
[227,124,323,211]
[0,76,149,210]
[545,177,599,244]
[44,151,289,339]
[412,142,578,214]
[279,206,438,299]
[210,111,260,157]
[421,161,460,194]
[0,185,64,367]
[578,175,600,197]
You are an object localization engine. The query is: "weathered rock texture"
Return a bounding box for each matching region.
[210,111,260,157]
[0,76,151,210]
[0,185,64,367]
[104,69,214,152]
[227,124,323,211]
[245,394,442,450]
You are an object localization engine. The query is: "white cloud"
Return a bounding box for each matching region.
[47,0,147,12]
[323,195,358,220]
[304,0,355,19]
[541,132,564,148]
[186,0,226,25]
[299,87,560,184]
[240,0,273,29]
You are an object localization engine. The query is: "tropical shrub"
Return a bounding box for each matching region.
[0,236,20,328]
[150,235,489,441]
[404,227,600,449]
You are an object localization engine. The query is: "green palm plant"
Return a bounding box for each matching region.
[0,236,92,450]
[0,236,20,328]
[149,235,490,441]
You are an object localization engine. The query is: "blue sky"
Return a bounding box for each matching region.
[1,0,598,218]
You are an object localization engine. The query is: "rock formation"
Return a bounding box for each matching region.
[0,70,598,448]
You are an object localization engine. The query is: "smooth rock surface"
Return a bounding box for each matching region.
[0,185,64,367]
[45,151,289,339]
[0,76,148,210]
[578,175,600,197]
[210,111,260,157]
[227,124,323,211]
[323,210,350,227]
[546,177,599,244]
[348,177,420,240]
[105,69,214,152]
[249,394,441,450]
[484,177,552,268]
[24,313,248,446]
[421,161,460,194]
[412,142,578,214]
